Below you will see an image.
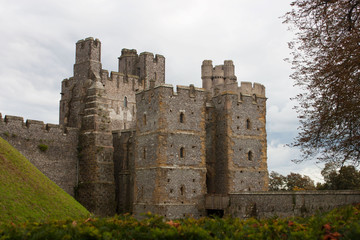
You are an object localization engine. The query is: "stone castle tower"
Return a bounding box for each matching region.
[58,37,268,218]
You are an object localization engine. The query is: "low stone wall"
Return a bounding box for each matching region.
[0,113,79,196]
[223,191,360,218]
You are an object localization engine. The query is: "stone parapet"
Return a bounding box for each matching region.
[238,81,265,98]
[1,113,78,135]
[226,191,360,219]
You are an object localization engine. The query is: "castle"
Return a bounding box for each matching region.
[1,37,359,219]
[60,37,268,218]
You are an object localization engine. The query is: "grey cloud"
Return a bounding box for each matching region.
[0,0,315,178]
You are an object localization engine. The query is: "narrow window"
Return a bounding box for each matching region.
[154,72,157,81]
[246,119,251,129]
[180,147,185,158]
[124,96,128,108]
[248,151,253,161]
[143,148,146,159]
[180,185,185,195]
[143,114,147,125]
[253,94,257,102]
[180,112,185,123]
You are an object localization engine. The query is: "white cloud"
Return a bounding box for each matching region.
[267,141,324,183]
[268,102,299,133]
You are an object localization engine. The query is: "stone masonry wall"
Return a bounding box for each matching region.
[0,113,79,196]
[226,191,360,218]
[205,103,217,194]
[227,93,268,192]
[113,129,135,214]
[77,80,115,216]
[101,72,140,131]
[133,84,207,219]
[206,91,268,194]
[210,94,230,194]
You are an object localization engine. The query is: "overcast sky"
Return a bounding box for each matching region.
[0,0,325,182]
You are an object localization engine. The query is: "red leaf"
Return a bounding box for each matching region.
[323,223,331,231]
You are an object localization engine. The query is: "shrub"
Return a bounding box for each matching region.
[1,204,360,239]
[38,144,48,152]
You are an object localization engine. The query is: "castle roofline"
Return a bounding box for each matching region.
[76,37,100,44]
[135,84,205,95]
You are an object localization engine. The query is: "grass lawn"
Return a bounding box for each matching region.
[0,137,89,223]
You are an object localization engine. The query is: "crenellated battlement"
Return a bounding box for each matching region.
[108,71,139,80]
[137,83,205,100]
[0,113,77,135]
[201,59,237,91]
[75,37,101,64]
[139,51,165,63]
[120,48,138,57]
[117,47,165,89]
[238,81,266,98]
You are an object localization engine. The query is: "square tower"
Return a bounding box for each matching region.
[133,85,207,219]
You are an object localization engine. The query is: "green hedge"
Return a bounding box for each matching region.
[1,204,360,239]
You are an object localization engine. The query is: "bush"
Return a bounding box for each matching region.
[38,144,48,152]
[1,204,360,239]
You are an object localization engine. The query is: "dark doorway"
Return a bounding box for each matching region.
[207,209,224,218]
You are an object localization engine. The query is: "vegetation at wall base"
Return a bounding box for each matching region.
[0,137,89,223]
[1,204,360,239]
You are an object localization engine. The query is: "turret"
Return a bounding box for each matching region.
[76,37,101,64]
[61,37,103,129]
[223,60,236,83]
[117,49,165,89]
[118,49,138,76]
[201,60,213,91]
[74,37,102,78]
[201,60,238,93]
[213,65,225,86]
[138,52,165,89]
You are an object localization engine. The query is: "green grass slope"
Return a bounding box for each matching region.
[0,137,89,223]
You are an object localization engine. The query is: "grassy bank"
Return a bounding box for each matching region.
[0,137,89,223]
